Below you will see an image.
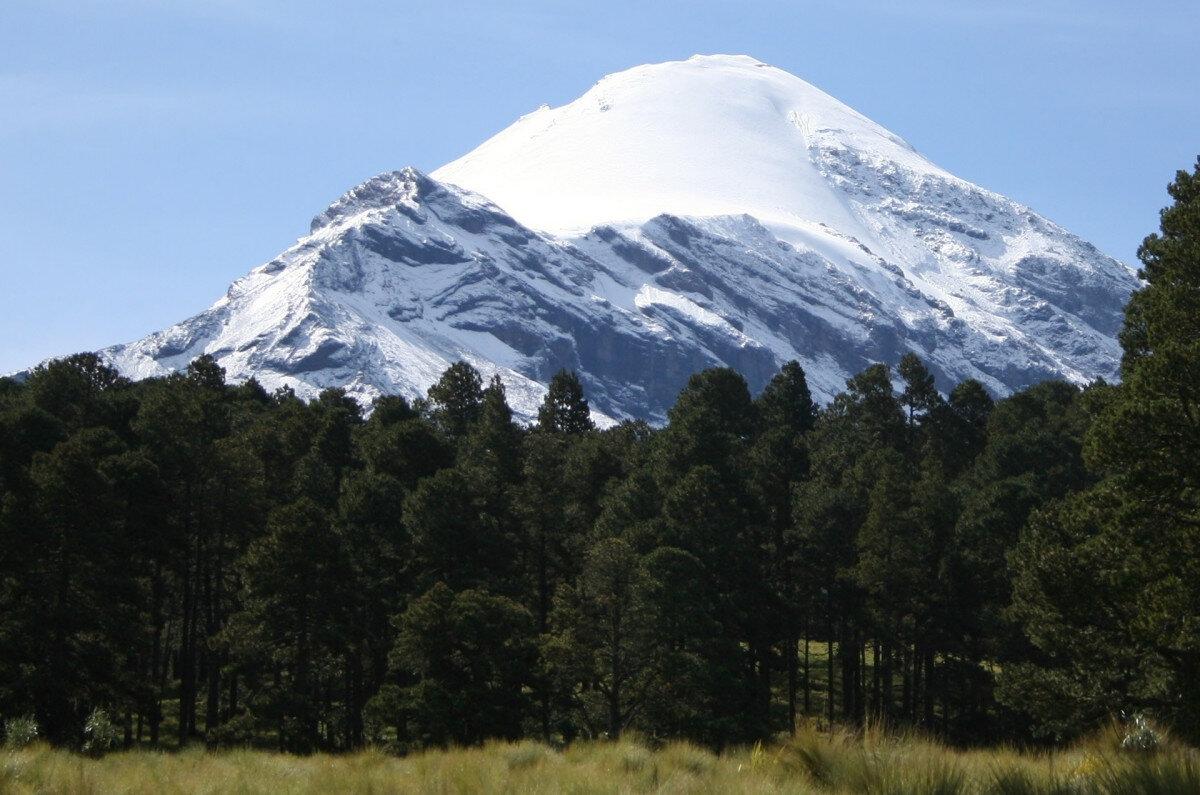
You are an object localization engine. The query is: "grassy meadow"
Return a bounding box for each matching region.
[4,723,1200,795]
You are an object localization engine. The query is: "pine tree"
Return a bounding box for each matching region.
[516,432,575,634]
[636,369,775,741]
[403,469,502,593]
[850,364,905,442]
[930,379,993,476]
[636,546,724,743]
[336,467,412,747]
[389,583,535,746]
[542,537,655,739]
[748,361,817,732]
[756,360,818,437]
[1005,159,1200,740]
[369,394,417,426]
[11,429,139,745]
[462,375,524,488]
[537,369,595,434]
[357,411,452,488]
[897,353,942,457]
[228,498,353,751]
[22,353,131,432]
[424,361,484,442]
[131,360,238,746]
[657,368,757,478]
[1001,485,1144,741]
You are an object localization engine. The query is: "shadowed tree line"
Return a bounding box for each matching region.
[1,158,1198,752]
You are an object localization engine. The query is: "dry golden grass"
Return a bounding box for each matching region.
[3,722,1199,794]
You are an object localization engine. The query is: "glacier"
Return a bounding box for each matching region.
[90,55,1136,423]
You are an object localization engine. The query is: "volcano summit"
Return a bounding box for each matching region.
[97,55,1137,422]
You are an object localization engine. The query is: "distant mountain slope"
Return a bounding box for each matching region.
[95,55,1135,422]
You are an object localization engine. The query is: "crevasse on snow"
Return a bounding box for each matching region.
[99,55,1137,424]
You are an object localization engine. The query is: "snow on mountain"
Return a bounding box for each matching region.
[89,55,1135,422]
[434,54,909,239]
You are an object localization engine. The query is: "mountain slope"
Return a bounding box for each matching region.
[95,55,1136,422]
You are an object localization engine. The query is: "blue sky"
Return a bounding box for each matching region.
[1,0,1197,373]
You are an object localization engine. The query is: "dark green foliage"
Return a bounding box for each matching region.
[756,360,818,437]
[5,428,137,745]
[537,369,595,435]
[0,347,1172,749]
[423,360,484,441]
[635,545,722,740]
[227,498,352,751]
[388,583,535,747]
[22,353,133,432]
[462,375,524,488]
[0,349,1169,751]
[405,467,516,593]
[898,352,941,453]
[543,537,656,739]
[4,163,1200,752]
[369,394,417,426]
[1002,158,1200,742]
[657,368,756,478]
[931,379,993,475]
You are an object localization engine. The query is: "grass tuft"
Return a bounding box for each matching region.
[3,725,1200,793]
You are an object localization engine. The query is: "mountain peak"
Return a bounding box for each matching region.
[88,58,1137,424]
[686,53,765,63]
[309,167,434,233]
[433,55,926,237]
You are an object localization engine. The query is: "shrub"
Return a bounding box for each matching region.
[82,708,120,755]
[3,715,39,748]
[204,711,258,748]
[1120,712,1160,754]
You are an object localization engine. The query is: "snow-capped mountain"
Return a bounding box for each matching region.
[97,54,1137,423]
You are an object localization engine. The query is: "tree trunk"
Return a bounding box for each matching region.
[881,639,892,721]
[787,634,798,734]
[922,648,935,728]
[758,642,772,732]
[840,623,860,726]
[274,665,285,751]
[608,605,623,739]
[803,629,811,714]
[902,641,913,722]
[346,647,364,748]
[916,646,925,725]
[149,559,165,745]
[178,557,196,746]
[858,638,867,726]
[826,612,835,726]
[871,638,881,720]
[227,672,239,722]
